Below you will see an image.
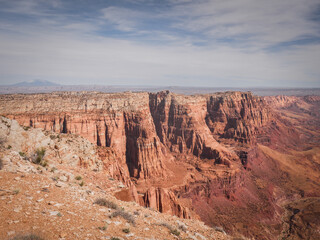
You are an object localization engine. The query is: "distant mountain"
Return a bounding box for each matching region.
[11,80,61,87]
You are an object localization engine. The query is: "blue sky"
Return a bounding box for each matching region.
[0,0,319,87]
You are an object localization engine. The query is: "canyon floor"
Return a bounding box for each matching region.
[0,91,319,240]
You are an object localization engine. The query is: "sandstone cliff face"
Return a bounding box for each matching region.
[1,92,167,180]
[264,95,320,113]
[0,91,273,177]
[149,91,273,165]
[149,91,238,165]
[142,187,190,219]
[206,92,272,142]
[264,95,299,109]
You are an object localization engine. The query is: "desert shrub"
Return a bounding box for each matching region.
[122,228,130,233]
[19,152,26,157]
[50,167,57,173]
[133,211,140,216]
[1,118,11,128]
[110,238,120,240]
[98,225,107,231]
[10,234,44,240]
[75,175,82,180]
[158,222,181,236]
[23,126,30,131]
[7,145,12,149]
[79,181,84,187]
[157,222,174,231]
[36,148,46,160]
[49,135,56,140]
[94,198,118,209]
[32,148,47,167]
[0,158,3,170]
[110,210,135,225]
[177,220,188,232]
[170,229,180,236]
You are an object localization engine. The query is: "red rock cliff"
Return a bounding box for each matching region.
[0,91,277,228]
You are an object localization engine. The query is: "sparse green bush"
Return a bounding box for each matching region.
[79,181,84,187]
[110,210,135,225]
[57,212,62,217]
[75,175,82,180]
[98,225,107,231]
[122,228,130,233]
[19,152,26,157]
[10,234,44,240]
[94,198,118,209]
[7,145,12,149]
[32,148,47,167]
[0,158,3,170]
[1,119,11,128]
[170,229,180,236]
[36,148,45,160]
[23,126,30,131]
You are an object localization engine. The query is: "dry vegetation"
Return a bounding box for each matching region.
[10,234,44,240]
[110,210,135,225]
[94,198,118,209]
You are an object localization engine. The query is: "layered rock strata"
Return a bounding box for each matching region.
[0,91,276,230]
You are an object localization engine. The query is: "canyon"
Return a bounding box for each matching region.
[0,91,319,239]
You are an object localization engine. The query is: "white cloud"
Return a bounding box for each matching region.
[1,27,319,87]
[166,0,320,48]
[101,6,145,32]
[0,0,319,87]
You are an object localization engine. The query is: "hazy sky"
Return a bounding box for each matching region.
[0,0,319,87]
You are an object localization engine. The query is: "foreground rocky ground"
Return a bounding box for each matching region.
[0,117,229,240]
